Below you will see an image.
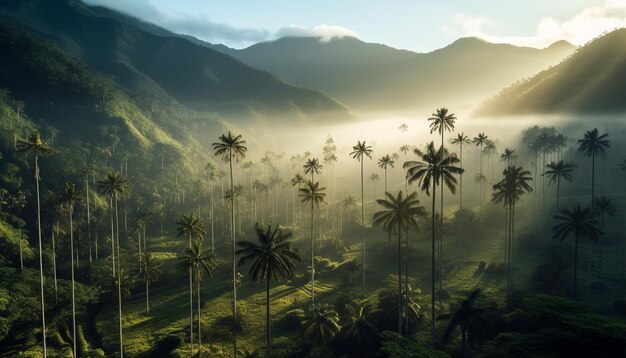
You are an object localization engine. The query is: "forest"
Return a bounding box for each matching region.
[2,1,626,357]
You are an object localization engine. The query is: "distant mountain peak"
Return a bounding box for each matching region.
[545,40,575,50]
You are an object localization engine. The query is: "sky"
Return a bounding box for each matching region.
[83,0,626,52]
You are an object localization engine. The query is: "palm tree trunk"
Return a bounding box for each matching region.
[210,181,215,253]
[440,133,444,298]
[459,143,463,209]
[397,228,402,334]
[117,229,123,358]
[384,168,388,193]
[404,230,409,335]
[229,149,237,358]
[310,200,315,306]
[35,155,47,358]
[197,272,202,351]
[431,181,437,348]
[504,205,508,265]
[462,328,466,358]
[574,233,579,296]
[591,152,595,206]
[556,176,561,209]
[19,231,23,271]
[188,233,194,354]
[146,279,149,315]
[266,275,271,349]
[110,197,115,278]
[86,178,92,264]
[69,207,77,358]
[52,227,57,301]
[360,159,366,295]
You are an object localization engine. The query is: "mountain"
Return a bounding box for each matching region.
[220,36,575,112]
[0,0,350,123]
[476,29,626,116]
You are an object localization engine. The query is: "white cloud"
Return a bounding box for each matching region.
[447,0,626,48]
[276,24,359,42]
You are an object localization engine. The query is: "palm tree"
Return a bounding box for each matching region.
[437,288,489,357]
[473,133,489,209]
[370,173,380,200]
[378,155,395,193]
[236,224,301,349]
[16,131,53,357]
[141,252,162,315]
[176,212,205,353]
[290,173,305,227]
[303,304,341,345]
[178,241,216,352]
[428,109,457,293]
[451,133,470,209]
[578,128,610,205]
[213,131,247,358]
[98,171,128,357]
[399,123,408,132]
[303,158,323,182]
[342,299,378,345]
[373,191,426,334]
[553,204,602,296]
[59,182,80,358]
[350,140,373,294]
[205,161,217,253]
[404,142,463,347]
[491,166,533,290]
[543,161,576,209]
[299,180,326,306]
[500,148,517,166]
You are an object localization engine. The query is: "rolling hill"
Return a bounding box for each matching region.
[476,28,626,116]
[220,36,575,112]
[0,0,350,123]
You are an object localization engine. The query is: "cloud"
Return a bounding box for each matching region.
[446,0,626,48]
[83,0,358,47]
[276,24,359,42]
[84,0,269,45]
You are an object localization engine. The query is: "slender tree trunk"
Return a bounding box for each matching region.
[459,143,463,209]
[86,178,92,264]
[574,234,579,297]
[397,228,402,334]
[431,181,437,348]
[69,207,77,358]
[52,227,57,300]
[591,152,595,206]
[146,279,149,315]
[556,176,561,209]
[360,158,366,294]
[462,329,466,358]
[35,155,47,358]
[117,236,123,358]
[504,205,509,265]
[19,231,23,271]
[229,149,238,358]
[188,233,194,354]
[110,197,115,278]
[440,133,444,298]
[404,230,409,335]
[384,168,388,193]
[197,272,201,351]
[266,274,271,350]
[310,200,315,306]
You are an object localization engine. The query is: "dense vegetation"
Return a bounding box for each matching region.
[1,1,626,357]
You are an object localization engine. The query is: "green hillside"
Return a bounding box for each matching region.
[0,0,350,123]
[477,28,626,116]
[223,36,574,111]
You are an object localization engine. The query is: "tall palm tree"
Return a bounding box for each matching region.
[213,131,247,358]
[59,182,80,358]
[141,252,161,315]
[500,148,517,166]
[350,140,373,294]
[97,171,128,357]
[473,133,489,209]
[373,191,426,334]
[178,241,216,352]
[553,204,602,296]
[176,212,205,353]
[578,128,610,205]
[404,142,463,347]
[299,180,326,306]
[378,155,395,193]
[16,131,53,357]
[399,123,409,132]
[205,161,217,253]
[428,109,457,295]
[303,304,341,345]
[236,224,301,349]
[451,133,470,209]
[543,161,576,209]
[303,158,323,182]
[437,288,489,357]
[491,166,533,290]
